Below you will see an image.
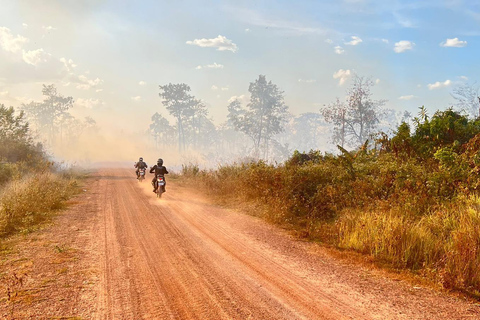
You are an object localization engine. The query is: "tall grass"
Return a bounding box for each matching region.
[0,172,79,237]
[179,156,480,295]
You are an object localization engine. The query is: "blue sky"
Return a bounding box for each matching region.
[0,0,479,132]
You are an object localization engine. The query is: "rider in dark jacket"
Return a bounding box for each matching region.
[134,157,148,178]
[150,158,169,192]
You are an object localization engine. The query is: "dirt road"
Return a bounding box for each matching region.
[2,168,479,319]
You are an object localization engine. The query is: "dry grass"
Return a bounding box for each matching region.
[178,162,480,296]
[0,172,79,238]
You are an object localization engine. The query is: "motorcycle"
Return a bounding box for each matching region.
[155,175,166,198]
[137,168,146,182]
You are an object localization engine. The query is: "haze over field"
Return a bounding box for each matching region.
[0,0,479,164]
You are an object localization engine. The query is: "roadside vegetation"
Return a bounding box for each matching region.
[0,104,79,238]
[179,108,480,296]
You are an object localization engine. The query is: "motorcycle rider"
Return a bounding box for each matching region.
[134,157,148,179]
[150,158,169,193]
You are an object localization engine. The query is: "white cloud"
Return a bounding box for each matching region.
[59,57,103,91]
[76,75,103,90]
[245,28,250,32]
[0,90,8,96]
[459,76,468,81]
[334,46,345,54]
[186,35,238,52]
[325,39,333,44]
[195,62,224,70]
[345,36,362,46]
[298,79,316,83]
[375,78,380,84]
[398,95,416,100]
[381,39,389,44]
[0,27,28,53]
[138,81,147,86]
[22,23,28,29]
[96,89,103,92]
[131,96,142,101]
[211,85,218,90]
[221,87,229,91]
[427,79,452,90]
[333,69,351,86]
[440,38,467,48]
[60,57,77,72]
[22,48,50,66]
[394,40,415,53]
[76,98,104,109]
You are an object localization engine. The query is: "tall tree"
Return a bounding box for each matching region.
[227,75,289,159]
[159,83,197,151]
[149,112,175,149]
[322,75,386,149]
[185,99,209,148]
[22,84,74,146]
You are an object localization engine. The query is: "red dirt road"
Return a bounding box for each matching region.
[90,168,480,319]
[3,167,479,319]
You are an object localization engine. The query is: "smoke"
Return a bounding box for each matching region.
[49,129,184,170]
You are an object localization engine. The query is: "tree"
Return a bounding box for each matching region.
[290,112,326,152]
[0,105,43,163]
[227,75,289,159]
[321,98,348,148]
[322,75,386,149]
[159,83,204,152]
[184,99,209,149]
[451,83,480,117]
[149,112,175,149]
[22,84,74,146]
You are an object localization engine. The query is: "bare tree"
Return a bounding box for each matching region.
[321,98,348,148]
[451,83,480,117]
[322,75,386,149]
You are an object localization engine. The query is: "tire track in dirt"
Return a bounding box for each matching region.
[93,168,480,320]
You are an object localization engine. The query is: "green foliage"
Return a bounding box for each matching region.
[179,107,480,294]
[0,105,44,165]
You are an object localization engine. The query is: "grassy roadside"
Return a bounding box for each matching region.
[176,155,480,299]
[0,170,82,239]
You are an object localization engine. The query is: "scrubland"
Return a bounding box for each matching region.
[179,109,480,296]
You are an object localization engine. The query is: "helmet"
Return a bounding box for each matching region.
[139,157,143,161]
[157,158,163,166]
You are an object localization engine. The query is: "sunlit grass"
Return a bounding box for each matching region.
[0,173,79,238]
[179,157,480,295]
